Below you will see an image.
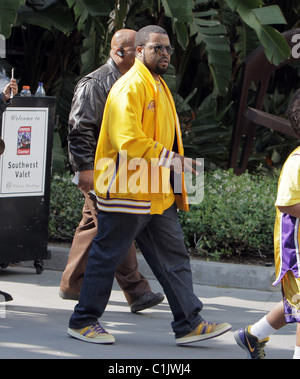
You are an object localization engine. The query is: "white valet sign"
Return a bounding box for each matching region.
[0,107,48,197]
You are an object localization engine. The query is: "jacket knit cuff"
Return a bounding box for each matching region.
[157,147,175,169]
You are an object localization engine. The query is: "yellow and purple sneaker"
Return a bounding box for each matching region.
[176,320,232,345]
[67,323,115,344]
[234,325,269,359]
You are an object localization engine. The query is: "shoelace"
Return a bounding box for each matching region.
[91,324,107,334]
[254,339,267,359]
[202,321,218,326]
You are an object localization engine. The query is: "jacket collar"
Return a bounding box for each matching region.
[107,56,121,75]
[134,58,157,89]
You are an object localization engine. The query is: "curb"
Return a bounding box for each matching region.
[36,244,279,293]
[135,251,278,292]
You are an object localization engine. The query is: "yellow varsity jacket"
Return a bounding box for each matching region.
[94,58,189,215]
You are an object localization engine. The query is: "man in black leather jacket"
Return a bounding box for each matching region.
[60,29,164,313]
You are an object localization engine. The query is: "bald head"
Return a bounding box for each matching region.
[110,29,137,74]
[111,29,137,50]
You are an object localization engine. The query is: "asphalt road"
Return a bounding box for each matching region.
[0,265,296,361]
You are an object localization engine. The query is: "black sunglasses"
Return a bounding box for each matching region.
[142,44,175,55]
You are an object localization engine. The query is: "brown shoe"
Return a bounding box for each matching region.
[130,292,164,313]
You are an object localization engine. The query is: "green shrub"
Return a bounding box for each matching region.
[178,169,280,261]
[49,169,280,262]
[49,173,84,241]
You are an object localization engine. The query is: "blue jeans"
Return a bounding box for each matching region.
[69,203,203,338]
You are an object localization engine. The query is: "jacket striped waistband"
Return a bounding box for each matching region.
[97,196,151,214]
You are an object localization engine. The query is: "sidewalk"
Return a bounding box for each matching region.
[0,245,296,360]
[46,243,279,292]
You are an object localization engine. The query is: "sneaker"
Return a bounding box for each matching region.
[234,325,269,359]
[175,320,232,345]
[67,323,115,344]
[130,292,165,313]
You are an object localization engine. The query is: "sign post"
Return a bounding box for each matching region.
[0,96,55,273]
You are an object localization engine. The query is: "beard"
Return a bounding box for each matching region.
[155,63,168,75]
[143,55,169,75]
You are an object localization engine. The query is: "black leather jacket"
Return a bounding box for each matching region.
[68,57,122,172]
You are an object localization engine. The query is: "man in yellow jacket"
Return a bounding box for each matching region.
[68,25,231,345]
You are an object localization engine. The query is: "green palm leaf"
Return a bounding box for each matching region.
[192,19,232,97]
[16,2,75,35]
[226,0,290,65]
[161,0,194,23]
[0,0,25,38]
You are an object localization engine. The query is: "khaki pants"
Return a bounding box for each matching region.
[59,190,151,305]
